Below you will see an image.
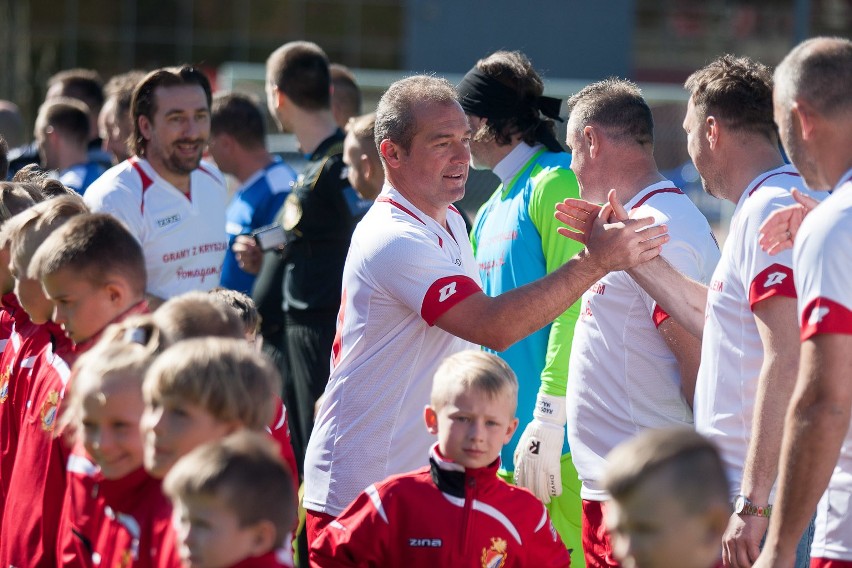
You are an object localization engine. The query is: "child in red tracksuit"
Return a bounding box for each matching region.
[209,287,299,491]
[141,336,294,567]
[310,350,572,568]
[0,195,89,566]
[163,431,297,568]
[56,320,163,568]
[3,210,151,566]
[153,290,299,487]
[0,183,38,520]
[30,214,158,566]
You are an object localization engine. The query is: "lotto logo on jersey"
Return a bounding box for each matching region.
[580,300,594,321]
[800,297,852,341]
[764,271,788,288]
[438,282,457,302]
[750,264,796,305]
[808,306,830,326]
[422,276,482,326]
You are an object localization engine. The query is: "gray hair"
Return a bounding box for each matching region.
[567,77,654,147]
[774,36,852,116]
[374,75,459,153]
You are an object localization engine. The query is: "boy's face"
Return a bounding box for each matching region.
[141,394,236,478]
[81,380,145,480]
[14,272,54,324]
[605,469,724,568]
[173,493,270,568]
[42,268,122,343]
[424,387,518,470]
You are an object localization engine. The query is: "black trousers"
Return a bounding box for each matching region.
[283,312,336,476]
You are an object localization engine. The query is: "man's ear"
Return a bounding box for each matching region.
[138,115,153,142]
[216,134,236,153]
[584,125,601,159]
[271,85,287,113]
[359,153,373,180]
[705,115,719,150]
[380,139,402,169]
[424,405,439,434]
[791,99,816,141]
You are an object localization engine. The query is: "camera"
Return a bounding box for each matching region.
[252,223,288,252]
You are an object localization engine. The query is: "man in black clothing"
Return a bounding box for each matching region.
[237,41,370,473]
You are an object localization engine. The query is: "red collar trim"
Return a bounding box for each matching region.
[748,170,801,197]
[630,187,683,211]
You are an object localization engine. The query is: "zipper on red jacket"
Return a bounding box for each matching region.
[461,475,477,556]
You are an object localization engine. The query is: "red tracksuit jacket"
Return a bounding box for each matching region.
[56,445,104,568]
[0,297,36,526]
[0,323,75,567]
[1,301,149,566]
[152,417,299,567]
[268,397,299,496]
[310,444,572,568]
[0,292,19,342]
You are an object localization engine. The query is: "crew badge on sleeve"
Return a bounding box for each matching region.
[40,390,60,432]
[481,537,508,568]
[0,369,8,404]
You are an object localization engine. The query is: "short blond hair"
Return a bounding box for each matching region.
[164,431,296,546]
[2,195,87,273]
[142,338,280,430]
[153,291,244,346]
[430,350,518,415]
[60,314,164,439]
[604,428,729,512]
[28,213,146,297]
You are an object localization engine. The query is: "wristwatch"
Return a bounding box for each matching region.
[733,495,772,518]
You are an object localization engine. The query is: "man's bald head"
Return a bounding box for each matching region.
[774,37,852,117]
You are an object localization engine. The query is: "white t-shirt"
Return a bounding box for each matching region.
[84,157,228,299]
[796,169,852,561]
[694,165,819,499]
[303,184,482,516]
[566,181,720,500]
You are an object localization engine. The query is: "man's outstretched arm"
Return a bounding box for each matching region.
[437,210,668,351]
[557,190,708,338]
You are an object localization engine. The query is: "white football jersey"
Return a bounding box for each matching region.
[796,169,852,561]
[694,165,821,499]
[85,157,228,299]
[303,184,482,516]
[567,180,720,500]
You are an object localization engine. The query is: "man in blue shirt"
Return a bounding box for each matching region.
[210,91,296,295]
[34,98,106,193]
